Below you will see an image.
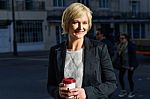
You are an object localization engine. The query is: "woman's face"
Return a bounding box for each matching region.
[68,13,89,40]
[96,31,103,40]
[119,35,127,44]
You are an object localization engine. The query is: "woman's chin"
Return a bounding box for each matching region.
[75,34,85,39]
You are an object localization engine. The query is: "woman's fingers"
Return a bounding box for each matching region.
[59,84,86,99]
[59,83,71,98]
[69,87,86,99]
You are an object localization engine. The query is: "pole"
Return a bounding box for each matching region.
[12,0,18,56]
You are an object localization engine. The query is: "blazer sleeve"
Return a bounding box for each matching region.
[47,47,61,99]
[84,44,117,99]
[99,45,117,95]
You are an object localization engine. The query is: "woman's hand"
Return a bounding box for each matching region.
[59,83,70,98]
[59,83,86,99]
[69,87,86,99]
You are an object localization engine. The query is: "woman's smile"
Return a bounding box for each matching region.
[68,14,89,39]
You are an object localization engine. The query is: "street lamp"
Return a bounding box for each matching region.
[12,0,18,56]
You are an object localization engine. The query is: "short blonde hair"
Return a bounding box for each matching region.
[61,3,92,33]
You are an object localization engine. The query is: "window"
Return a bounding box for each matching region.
[99,0,109,8]
[16,21,43,43]
[78,0,89,5]
[55,26,65,44]
[55,26,67,44]
[25,0,45,11]
[25,0,32,10]
[61,33,68,42]
[130,1,140,16]
[32,1,45,10]
[127,23,145,39]
[16,1,25,11]
[133,24,140,38]
[0,0,9,10]
[127,24,132,38]
[55,26,61,44]
[141,24,145,38]
[53,0,64,7]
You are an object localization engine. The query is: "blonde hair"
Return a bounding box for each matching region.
[61,3,92,33]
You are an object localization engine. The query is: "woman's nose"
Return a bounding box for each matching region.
[78,23,83,29]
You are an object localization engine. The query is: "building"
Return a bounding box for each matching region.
[0,0,46,53]
[47,0,150,51]
[0,0,150,53]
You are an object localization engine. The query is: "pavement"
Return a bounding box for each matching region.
[0,51,150,99]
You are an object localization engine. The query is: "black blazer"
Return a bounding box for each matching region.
[47,37,117,99]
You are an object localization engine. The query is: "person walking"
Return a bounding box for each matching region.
[116,33,138,98]
[47,3,117,99]
[96,28,114,61]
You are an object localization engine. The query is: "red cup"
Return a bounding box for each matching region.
[62,77,76,99]
[63,77,76,84]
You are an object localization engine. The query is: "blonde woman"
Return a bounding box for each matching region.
[47,3,117,99]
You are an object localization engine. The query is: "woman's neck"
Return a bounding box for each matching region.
[68,38,84,51]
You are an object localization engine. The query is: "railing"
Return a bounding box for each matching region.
[92,10,150,19]
[120,12,150,18]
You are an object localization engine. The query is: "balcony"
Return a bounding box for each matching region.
[92,11,150,19]
[120,12,150,19]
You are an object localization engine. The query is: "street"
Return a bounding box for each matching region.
[0,51,150,99]
[0,51,50,99]
[111,54,150,99]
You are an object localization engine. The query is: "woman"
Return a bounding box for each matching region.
[117,33,138,98]
[47,3,117,99]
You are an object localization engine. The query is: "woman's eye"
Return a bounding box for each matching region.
[83,21,88,24]
[72,21,78,24]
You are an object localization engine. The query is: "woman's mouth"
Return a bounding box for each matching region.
[75,30,85,33]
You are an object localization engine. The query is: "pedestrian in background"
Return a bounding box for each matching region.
[47,3,117,99]
[96,28,114,61]
[116,33,138,98]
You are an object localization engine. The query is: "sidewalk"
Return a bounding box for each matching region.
[0,50,49,58]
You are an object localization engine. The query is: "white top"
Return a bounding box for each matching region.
[64,48,84,87]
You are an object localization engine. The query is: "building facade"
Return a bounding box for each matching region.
[46,0,150,50]
[0,0,46,53]
[0,0,150,53]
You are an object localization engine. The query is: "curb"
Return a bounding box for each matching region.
[0,50,49,58]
